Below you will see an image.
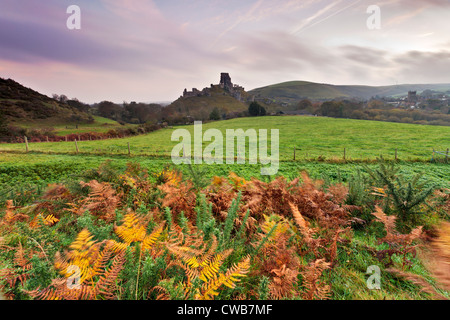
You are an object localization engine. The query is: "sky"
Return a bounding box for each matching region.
[0,0,449,103]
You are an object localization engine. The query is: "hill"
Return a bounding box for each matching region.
[162,73,273,122]
[164,85,250,121]
[0,77,93,126]
[249,81,450,103]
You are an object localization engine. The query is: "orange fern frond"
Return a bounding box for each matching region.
[114,212,147,244]
[29,214,59,229]
[198,249,233,282]
[301,259,331,300]
[228,172,247,191]
[269,264,299,300]
[94,252,125,299]
[1,200,29,226]
[13,242,32,271]
[107,239,130,253]
[77,180,119,222]
[55,229,103,284]
[195,255,250,300]
[371,206,397,238]
[142,223,165,252]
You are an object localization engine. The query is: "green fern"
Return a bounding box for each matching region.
[219,193,241,250]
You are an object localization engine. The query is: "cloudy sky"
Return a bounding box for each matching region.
[1,0,449,103]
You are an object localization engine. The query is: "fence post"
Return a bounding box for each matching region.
[446,148,449,163]
[343,148,346,160]
[75,139,79,154]
[293,147,296,161]
[395,149,398,161]
[65,136,68,142]
[46,136,49,143]
[24,136,29,152]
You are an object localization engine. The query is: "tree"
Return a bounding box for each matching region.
[209,107,221,121]
[248,102,266,117]
[67,99,91,113]
[297,99,312,110]
[58,94,68,103]
[260,105,266,116]
[97,101,123,121]
[319,101,341,117]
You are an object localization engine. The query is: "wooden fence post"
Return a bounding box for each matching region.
[293,147,296,161]
[395,149,398,161]
[24,136,29,153]
[46,136,49,143]
[75,139,79,154]
[343,148,346,160]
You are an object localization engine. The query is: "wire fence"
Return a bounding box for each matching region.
[1,138,447,163]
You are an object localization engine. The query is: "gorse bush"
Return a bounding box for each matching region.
[0,161,448,300]
[360,161,437,231]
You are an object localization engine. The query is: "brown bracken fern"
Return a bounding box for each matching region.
[301,259,331,300]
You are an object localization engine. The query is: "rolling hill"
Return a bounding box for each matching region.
[249,81,450,103]
[0,77,93,126]
[163,83,275,121]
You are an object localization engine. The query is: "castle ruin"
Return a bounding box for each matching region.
[182,73,246,102]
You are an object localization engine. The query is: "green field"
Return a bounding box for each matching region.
[0,153,449,187]
[1,116,449,205]
[13,115,134,136]
[2,116,449,160]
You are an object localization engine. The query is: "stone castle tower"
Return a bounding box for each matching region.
[407,91,417,103]
[219,73,233,92]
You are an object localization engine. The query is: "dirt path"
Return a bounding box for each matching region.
[423,222,450,292]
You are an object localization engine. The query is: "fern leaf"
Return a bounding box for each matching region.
[198,249,233,282]
[142,223,165,252]
[196,255,250,300]
[114,212,147,244]
[95,252,125,299]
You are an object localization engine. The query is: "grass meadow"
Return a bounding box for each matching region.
[0,116,449,301]
[1,116,449,161]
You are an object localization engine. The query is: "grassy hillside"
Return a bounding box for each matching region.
[164,85,273,121]
[1,116,449,161]
[50,116,136,136]
[0,77,93,125]
[249,81,450,103]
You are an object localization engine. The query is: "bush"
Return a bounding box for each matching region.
[248,102,266,117]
